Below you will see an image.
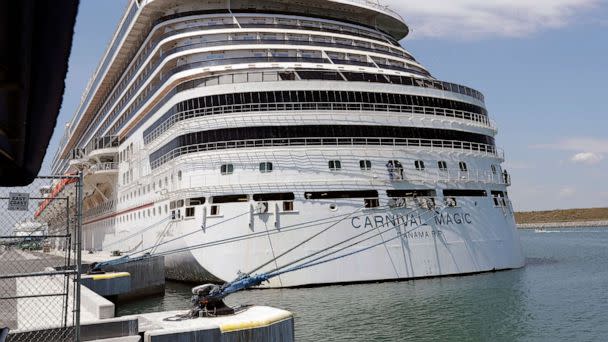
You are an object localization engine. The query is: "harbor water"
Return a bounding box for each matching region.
[116,228,608,341]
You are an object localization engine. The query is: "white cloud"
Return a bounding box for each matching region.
[385,0,599,38]
[571,152,604,165]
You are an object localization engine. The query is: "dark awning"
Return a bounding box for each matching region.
[0,0,79,185]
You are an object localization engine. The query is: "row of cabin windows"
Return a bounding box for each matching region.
[119,160,500,203]
[328,160,470,172]
[221,162,273,175]
[219,160,502,175]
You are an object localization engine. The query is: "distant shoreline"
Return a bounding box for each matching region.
[517,221,608,229]
[515,208,608,229]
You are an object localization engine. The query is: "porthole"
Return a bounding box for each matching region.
[329,203,338,211]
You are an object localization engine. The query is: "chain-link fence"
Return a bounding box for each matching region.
[0,175,82,342]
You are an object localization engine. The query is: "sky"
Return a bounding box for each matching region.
[39,0,608,211]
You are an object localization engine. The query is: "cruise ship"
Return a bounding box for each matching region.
[44,0,524,287]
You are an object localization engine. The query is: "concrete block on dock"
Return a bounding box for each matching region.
[81,285,115,320]
[133,306,294,342]
[81,316,138,341]
[91,255,165,300]
[82,272,131,297]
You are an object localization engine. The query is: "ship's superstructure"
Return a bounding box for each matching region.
[46,0,524,287]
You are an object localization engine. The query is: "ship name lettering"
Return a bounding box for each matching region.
[352,212,473,229]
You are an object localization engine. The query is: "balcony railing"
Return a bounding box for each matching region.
[89,162,119,173]
[391,169,511,186]
[150,137,503,169]
[84,136,120,156]
[78,20,483,149]
[144,102,494,145]
[83,200,117,220]
[340,0,405,22]
[76,17,412,148]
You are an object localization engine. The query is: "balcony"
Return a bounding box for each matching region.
[88,162,118,174]
[85,135,120,160]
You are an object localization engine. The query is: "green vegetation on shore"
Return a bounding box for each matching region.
[515,208,608,224]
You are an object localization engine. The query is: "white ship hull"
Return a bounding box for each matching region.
[149,198,523,287]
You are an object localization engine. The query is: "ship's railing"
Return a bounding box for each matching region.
[77,15,484,150]
[84,135,120,156]
[150,137,503,169]
[71,1,138,129]
[144,102,494,145]
[173,169,510,197]
[394,169,511,186]
[89,162,119,173]
[101,54,484,145]
[339,0,405,22]
[91,55,431,138]
[83,200,117,220]
[75,16,411,149]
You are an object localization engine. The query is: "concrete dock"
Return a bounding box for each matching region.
[2,249,295,341]
[131,307,293,341]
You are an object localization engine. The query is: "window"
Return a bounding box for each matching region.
[210,205,220,216]
[364,198,380,208]
[283,201,294,212]
[178,170,183,181]
[185,207,195,217]
[253,193,294,201]
[491,165,497,174]
[359,160,372,171]
[491,191,507,207]
[328,160,342,171]
[259,162,273,173]
[305,190,378,200]
[443,189,487,197]
[438,161,448,171]
[415,160,425,171]
[221,164,234,175]
[187,197,206,206]
[459,162,468,172]
[212,194,248,203]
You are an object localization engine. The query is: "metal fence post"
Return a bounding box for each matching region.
[75,172,83,342]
